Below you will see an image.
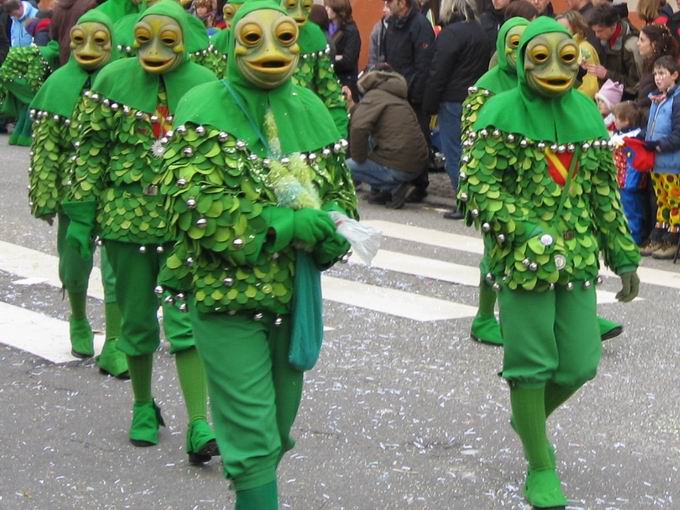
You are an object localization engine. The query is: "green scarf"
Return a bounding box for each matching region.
[475,17,528,94]
[173,0,339,157]
[298,18,327,54]
[94,0,140,22]
[90,1,217,113]
[115,2,210,53]
[475,17,607,143]
[30,11,121,118]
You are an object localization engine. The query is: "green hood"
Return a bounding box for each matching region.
[174,0,339,157]
[475,17,607,143]
[298,16,327,53]
[89,1,217,114]
[475,17,528,94]
[94,0,141,22]
[115,0,210,54]
[31,10,121,118]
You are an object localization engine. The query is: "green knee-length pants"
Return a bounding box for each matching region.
[499,284,601,388]
[190,310,303,491]
[106,240,193,356]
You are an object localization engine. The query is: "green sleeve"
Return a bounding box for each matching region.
[460,90,488,142]
[588,150,641,274]
[28,116,64,218]
[317,152,358,221]
[67,94,114,204]
[313,49,348,137]
[161,125,294,267]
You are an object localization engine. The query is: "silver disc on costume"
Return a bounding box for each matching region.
[554,254,567,270]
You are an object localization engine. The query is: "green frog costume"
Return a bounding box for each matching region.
[0,42,60,146]
[158,1,357,507]
[28,11,128,376]
[461,17,624,346]
[457,18,640,509]
[280,0,348,137]
[63,0,219,464]
[209,0,245,71]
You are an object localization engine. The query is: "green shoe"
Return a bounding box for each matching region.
[96,338,129,379]
[470,315,503,346]
[129,401,165,447]
[524,468,567,509]
[69,317,94,358]
[186,419,219,465]
[598,316,623,342]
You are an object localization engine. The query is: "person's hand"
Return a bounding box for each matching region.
[342,85,355,109]
[644,140,660,152]
[616,271,640,302]
[584,63,608,80]
[293,208,336,246]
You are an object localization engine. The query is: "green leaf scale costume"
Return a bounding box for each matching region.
[281,0,348,137]
[28,10,128,375]
[457,17,640,509]
[158,1,357,507]
[63,0,219,464]
[0,42,60,146]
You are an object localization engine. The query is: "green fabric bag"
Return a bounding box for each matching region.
[289,250,323,371]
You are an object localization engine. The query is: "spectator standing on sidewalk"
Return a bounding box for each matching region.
[346,66,429,209]
[6,0,37,47]
[587,3,643,100]
[423,0,489,220]
[382,0,435,202]
[367,3,390,68]
[325,0,361,102]
[480,0,514,52]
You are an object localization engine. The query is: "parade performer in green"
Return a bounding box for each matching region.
[280,0,348,136]
[209,0,245,66]
[461,17,624,346]
[159,0,357,506]
[64,1,219,463]
[28,11,128,376]
[458,17,640,509]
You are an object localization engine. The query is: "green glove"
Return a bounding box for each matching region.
[62,201,97,259]
[616,271,639,303]
[313,230,351,269]
[293,208,335,247]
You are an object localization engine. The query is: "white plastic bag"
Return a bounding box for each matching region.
[328,211,382,265]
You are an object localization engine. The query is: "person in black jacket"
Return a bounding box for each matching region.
[325,0,360,101]
[383,0,435,199]
[424,0,489,219]
[480,0,514,52]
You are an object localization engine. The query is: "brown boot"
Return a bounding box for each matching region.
[652,242,677,259]
[640,228,665,256]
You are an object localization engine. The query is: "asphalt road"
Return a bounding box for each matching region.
[1,135,679,510]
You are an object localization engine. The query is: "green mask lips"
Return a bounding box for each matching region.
[524,32,579,97]
[235,9,299,89]
[134,14,185,74]
[280,0,312,27]
[71,22,113,71]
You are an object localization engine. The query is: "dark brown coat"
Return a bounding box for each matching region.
[349,70,428,174]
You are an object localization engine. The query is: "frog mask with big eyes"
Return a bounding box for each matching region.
[280,0,312,27]
[234,9,299,89]
[504,24,526,72]
[524,32,579,97]
[223,2,244,26]
[134,14,184,74]
[70,22,113,71]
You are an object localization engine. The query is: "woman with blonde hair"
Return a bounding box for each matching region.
[556,10,600,98]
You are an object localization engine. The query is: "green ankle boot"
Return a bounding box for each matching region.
[129,401,165,447]
[524,468,567,510]
[598,316,623,342]
[186,419,219,465]
[69,317,94,358]
[470,314,503,346]
[96,338,129,379]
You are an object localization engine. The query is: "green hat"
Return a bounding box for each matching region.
[31,10,121,118]
[173,0,339,157]
[475,17,607,143]
[475,17,529,94]
[89,0,217,114]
